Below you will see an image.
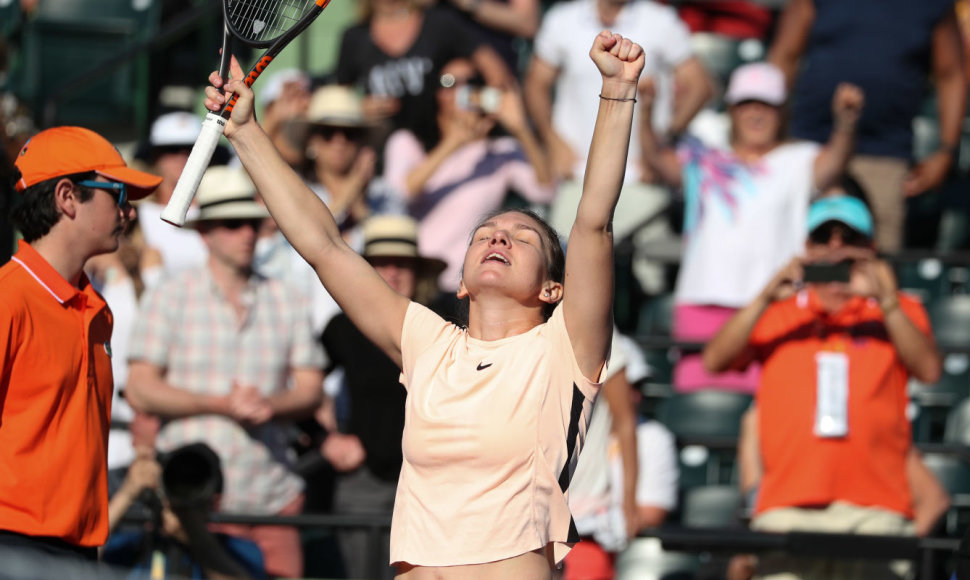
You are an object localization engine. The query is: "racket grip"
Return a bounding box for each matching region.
[160,112,227,227]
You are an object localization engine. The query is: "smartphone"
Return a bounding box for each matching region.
[802,261,852,284]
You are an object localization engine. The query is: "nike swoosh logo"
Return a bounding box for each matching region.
[477,362,492,371]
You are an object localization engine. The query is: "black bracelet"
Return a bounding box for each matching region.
[599,94,636,103]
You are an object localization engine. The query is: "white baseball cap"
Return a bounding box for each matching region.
[149,111,201,147]
[724,62,787,107]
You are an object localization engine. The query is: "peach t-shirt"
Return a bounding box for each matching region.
[392,302,603,567]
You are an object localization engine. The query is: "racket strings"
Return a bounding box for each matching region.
[227,0,317,44]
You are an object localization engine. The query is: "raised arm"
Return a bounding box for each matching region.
[637,77,684,188]
[812,83,864,192]
[205,58,410,364]
[767,0,815,89]
[449,0,540,39]
[563,31,644,380]
[903,9,967,197]
[668,57,713,137]
[524,55,577,181]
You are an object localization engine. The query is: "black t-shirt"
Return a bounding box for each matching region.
[335,6,483,150]
[321,313,407,482]
[435,3,520,74]
[789,0,953,158]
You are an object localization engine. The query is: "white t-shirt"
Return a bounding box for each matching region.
[634,421,678,511]
[674,138,821,307]
[97,276,138,469]
[137,201,208,276]
[533,0,693,179]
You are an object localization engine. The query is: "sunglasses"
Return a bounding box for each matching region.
[808,221,871,247]
[215,218,263,231]
[77,180,127,207]
[314,125,365,142]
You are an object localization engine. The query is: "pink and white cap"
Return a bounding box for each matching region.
[724,62,787,107]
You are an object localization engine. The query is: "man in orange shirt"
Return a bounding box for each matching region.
[704,194,942,579]
[0,127,160,563]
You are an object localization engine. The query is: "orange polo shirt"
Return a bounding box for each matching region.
[0,241,114,546]
[751,289,928,519]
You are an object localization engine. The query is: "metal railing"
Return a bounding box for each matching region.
[114,511,965,579]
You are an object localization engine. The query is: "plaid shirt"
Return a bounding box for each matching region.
[129,266,325,514]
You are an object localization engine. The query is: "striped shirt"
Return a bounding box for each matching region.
[128,266,325,514]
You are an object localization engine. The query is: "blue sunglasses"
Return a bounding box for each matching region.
[77,180,128,207]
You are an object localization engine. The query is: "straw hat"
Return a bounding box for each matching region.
[361,215,446,275]
[306,85,369,127]
[287,85,372,146]
[185,166,269,226]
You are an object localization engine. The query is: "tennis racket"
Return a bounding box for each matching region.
[161,0,332,227]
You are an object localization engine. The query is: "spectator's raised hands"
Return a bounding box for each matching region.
[844,251,897,302]
[494,87,529,135]
[759,257,806,304]
[590,31,645,89]
[831,83,865,129]
[441,109,495,150]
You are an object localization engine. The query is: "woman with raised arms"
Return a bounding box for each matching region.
[203,30,644,580]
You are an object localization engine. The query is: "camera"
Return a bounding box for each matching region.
[455,85,501,114]
[160,442,224,507]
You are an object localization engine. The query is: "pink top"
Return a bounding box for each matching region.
[384,130,555,291]
[392,302,603,567]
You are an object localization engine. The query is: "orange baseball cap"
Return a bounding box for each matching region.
[14,126,162,199]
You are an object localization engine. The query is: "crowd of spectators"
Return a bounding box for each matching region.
[3,0,970,578]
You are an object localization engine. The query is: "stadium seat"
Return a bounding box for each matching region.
[920,451,970,536]
[616,538,701,580]
[943,398,970,446]
[681,485,744,529]
[896,259,948,304]
[0,0,23,38]
[656,390,752,441]
[911,354,970,443]
[657,390,753,487]
[928,295,970,350]
[637,292,675,337]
